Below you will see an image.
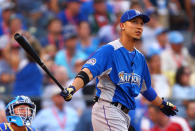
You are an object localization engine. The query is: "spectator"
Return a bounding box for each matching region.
[188,34,195,86]
[43,44,57,60]
[75,82,96,131]
[0,2,14,36]
[172,66,195,117]
[40,18,64,49]
[40,44,58,86]
[188,34,195,73]
[26,6,50,39]
[0,42,15,96]
[12,34,43,112]
[55,25,87,79]
[161,31,190,74]
[147,104,192,131]
[39,0,61,37]
[0,100,6,123]
[184,0,195,31]
[97,12,121,45]
[17,0,42,14]
[186,101,195,131]
[191,0,195,31]
[130,0,143,11]
[80,0,114,22]
[42,66,68,108]
[131,96,150,131]
[168,0,193,31]
[42,0,60,14]
[77,21,100,57]
[108,0,130,13]
[154,27,169,51]
[32,86,79,131]
[0,14,24,50]
[87,0,115,34]
[142,9,162,55]
[147,49,171,98]
[57,0,84,27]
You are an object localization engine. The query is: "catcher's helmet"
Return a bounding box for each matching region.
[5,95,36,126]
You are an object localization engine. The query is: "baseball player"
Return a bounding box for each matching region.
[60,9,178,131]
[0,95,36,131]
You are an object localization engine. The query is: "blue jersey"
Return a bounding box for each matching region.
[0,123,36,131]
[83,39,151,110]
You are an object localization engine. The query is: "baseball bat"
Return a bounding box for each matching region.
[14,33,67,93]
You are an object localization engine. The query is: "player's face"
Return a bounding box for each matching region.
[14,105,32,117]
[121,17,144,39]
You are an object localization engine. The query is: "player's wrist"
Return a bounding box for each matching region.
[159,99,166,108]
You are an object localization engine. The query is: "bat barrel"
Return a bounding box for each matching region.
[14,33,21,40]
[14,33,67,93]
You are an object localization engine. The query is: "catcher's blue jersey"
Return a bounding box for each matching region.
[83,39,151,110]
[0,123,36,131]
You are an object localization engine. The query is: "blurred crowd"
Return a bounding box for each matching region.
[0,0,195,131]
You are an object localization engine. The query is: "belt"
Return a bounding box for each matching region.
[93,96,129,114]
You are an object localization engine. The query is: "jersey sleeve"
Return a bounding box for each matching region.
[82,44,114,78]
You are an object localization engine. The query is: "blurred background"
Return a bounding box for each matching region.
[0,0,195,131]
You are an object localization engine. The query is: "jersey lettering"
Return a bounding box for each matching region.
[118,71,141,86]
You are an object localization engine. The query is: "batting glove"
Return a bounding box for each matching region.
[160,98,178,116]
[60,86,76,101]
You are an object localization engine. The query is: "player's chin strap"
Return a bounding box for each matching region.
[75,71,90,86]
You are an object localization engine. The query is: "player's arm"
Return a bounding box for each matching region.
[141,57,178,116]
[60,68,93,101]
[142,88,178,116]
[60,44,114,101]
[72,68,93,92]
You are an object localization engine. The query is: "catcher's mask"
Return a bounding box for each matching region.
[6,95,36,126]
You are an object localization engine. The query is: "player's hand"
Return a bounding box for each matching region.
[160,98,178,116]
[60,86,76,101]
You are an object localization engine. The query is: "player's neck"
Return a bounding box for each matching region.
[10,123,27,131]
[120,36,135,52]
